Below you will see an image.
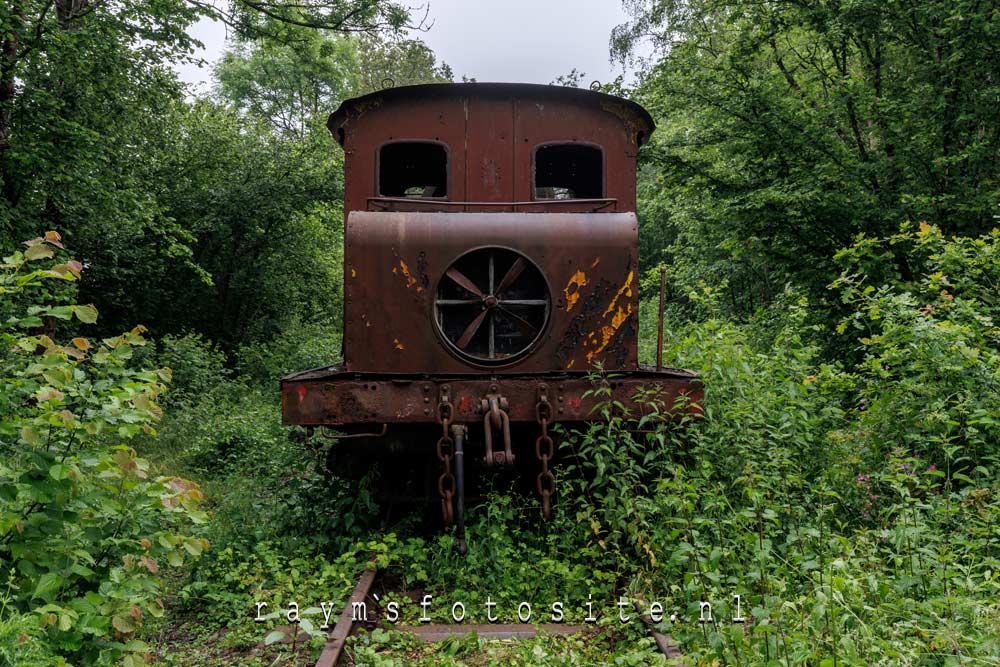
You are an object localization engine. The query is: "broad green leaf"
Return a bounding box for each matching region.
[33,573,62,600]
[112,614,135,634]
[25,244,54,261]
[74,304,99,324]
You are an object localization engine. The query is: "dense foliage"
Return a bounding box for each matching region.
[0,236,206,665]
[617,0,1000,319]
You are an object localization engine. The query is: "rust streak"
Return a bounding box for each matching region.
[590,257,600,268]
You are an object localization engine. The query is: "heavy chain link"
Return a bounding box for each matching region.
[535,385,555,520]
[436,386,455,524]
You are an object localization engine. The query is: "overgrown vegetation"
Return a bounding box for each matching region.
[2,0,1000,665]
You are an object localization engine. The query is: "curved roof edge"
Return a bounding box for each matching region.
[327,82,655,147]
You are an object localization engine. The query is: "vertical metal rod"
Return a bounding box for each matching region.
[488,252,495,359]
[656,266,666,371]
[451,424,468,555]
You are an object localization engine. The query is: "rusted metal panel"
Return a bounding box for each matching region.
[512,97,638,212]
[282,83,701,441]
[281,366,702,426]
[465,96,515,211]
[339,96,468,218]
[344,211,639,374]
[331,83,654,214]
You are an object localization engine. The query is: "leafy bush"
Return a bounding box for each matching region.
[833,222,1000,469]
[0,581,67,667]
[235,318,341,386]
[153,333,229,407]
[149,378,375,561]
[557,225,1000,664]
[0,234,206,666]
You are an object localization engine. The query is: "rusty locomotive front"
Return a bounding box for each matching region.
[281,83,701,540]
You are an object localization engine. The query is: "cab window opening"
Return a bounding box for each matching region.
[379,142,448,198]
[534,143,603,200]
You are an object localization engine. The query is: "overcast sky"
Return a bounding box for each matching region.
[175,1,646,93]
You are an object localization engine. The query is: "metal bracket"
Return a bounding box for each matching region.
[481,386,513,467]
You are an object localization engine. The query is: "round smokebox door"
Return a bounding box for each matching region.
[434,247,550,365]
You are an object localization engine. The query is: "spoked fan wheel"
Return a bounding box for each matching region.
[434,247,550,365]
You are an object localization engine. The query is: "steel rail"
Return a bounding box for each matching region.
[313,567,377,667]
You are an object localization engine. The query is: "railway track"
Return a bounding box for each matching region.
[312,564,686,666]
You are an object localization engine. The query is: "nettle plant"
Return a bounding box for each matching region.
[0,233,207,666]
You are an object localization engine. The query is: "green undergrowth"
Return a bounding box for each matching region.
[347,628,669,667]
[138,225,1000,666]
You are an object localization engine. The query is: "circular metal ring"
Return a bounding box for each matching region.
[438,474,455,497]
[436,436,454,460]
[535,434,554,460]
[433,246,551,367]
[536,470,555,495]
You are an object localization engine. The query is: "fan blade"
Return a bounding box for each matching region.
[456,309,489,349]
[498,307,539,337]
[494,257,527,295]
[445,268,484,298]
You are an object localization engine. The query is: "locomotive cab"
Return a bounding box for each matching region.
[281,83,701,528]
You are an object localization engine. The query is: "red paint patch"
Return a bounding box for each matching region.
[296,385,307,404]
[458,396,469,413]
[568,398,581,411]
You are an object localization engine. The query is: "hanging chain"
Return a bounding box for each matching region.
[436,386,455,524]
[535,384,555,520]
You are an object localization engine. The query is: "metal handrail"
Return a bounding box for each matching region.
[368,197,617,212]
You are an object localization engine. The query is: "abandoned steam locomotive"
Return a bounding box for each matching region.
[281,83,701,540]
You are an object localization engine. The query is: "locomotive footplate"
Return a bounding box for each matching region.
[281,364,702,427]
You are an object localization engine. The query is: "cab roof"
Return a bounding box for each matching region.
[327,82,656,147]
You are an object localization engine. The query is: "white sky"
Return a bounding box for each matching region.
[174,0,647,93]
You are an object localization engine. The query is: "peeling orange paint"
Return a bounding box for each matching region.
[602,270,635,317]
[587,302,634,364]
[610,304,630,329]
[350,267,357,278]
[564,270,588,311]
[393,338,406,350]
[566,359,575,369]
[398,260,418,289]
[590,257,601,269]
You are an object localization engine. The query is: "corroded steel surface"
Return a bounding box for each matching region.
[281,365,702,426]
[282,82,701,436]
[331,83,652,216]
[345,211,639,374]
